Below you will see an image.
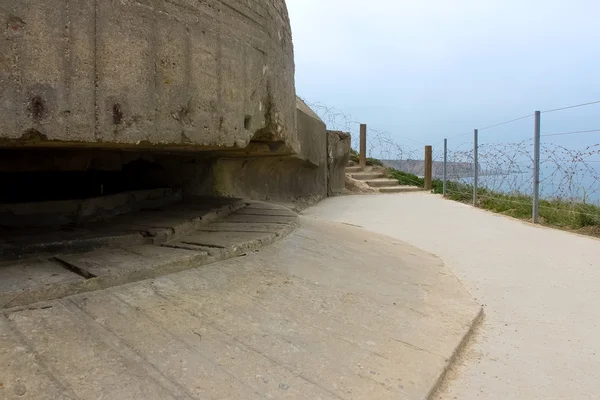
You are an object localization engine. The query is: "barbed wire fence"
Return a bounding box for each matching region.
[305,101,422,162]
[304,98,600,231]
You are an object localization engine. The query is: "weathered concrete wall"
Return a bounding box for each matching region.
[207,97,327,203]
[327,130,351,196]
[210,156,324,204]
[0,0,296,152]
[295,98,326,169]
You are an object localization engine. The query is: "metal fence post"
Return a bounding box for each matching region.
[473,129,478,206]
[443,138,447,197]
[533,111,541,223]
[424,145,433,190]
[359,124,367,169]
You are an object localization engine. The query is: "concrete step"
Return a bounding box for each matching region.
[351,172,385,181]
[366,179,399,188]
[378,186,427,194]
[345,166,363,173]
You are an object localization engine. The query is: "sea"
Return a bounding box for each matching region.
[384,160,600,205]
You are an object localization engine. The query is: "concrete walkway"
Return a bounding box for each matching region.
[304,193,600,400]
[0,216,479,399]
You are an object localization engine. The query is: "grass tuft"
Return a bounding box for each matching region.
[385,167,600,234]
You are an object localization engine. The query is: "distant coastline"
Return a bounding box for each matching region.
[381,159,520,178]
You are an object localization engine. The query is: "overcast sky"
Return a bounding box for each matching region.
[287,0,600,149]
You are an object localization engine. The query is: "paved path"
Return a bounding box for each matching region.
[0,216,479,400]
[304,193,600,399]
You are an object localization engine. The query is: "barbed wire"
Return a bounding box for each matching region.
[304,99,600,211]
[444,141,600,205]
[304,101,427,154]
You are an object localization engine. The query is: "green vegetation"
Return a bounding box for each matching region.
[388,169,424,186]
[386,168,600,235]
[349,149,383,167]
[366,157,384,167]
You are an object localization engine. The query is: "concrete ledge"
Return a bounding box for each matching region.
[427,308,485,399]
[0,202,298,309]
[0,197,247,261]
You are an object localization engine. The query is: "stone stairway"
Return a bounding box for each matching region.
[345,163,426,194]
[345,165,363,173]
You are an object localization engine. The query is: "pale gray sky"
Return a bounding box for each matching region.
[287,0,600,149]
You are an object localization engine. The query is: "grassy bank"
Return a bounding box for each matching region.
[388,168,600,235]
[349,149,383,167]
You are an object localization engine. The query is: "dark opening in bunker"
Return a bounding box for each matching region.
[0,148,212,229]
[1,159,168,203]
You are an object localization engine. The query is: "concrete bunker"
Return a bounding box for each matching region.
[0,96,350,229]
[0,1,350,262]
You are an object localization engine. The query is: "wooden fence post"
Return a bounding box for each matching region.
[359,124,367,169]
[424,145,433,190]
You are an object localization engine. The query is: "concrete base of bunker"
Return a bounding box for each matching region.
[0,146,306,309]
[0,96,348,308]
[0,97,346,223]
[0,200,299,309]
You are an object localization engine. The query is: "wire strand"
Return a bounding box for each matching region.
[396,135,428,145]
[541,129,600,138]
[478,114,534,132]
[447,132,472,141]
[542,100,600,114]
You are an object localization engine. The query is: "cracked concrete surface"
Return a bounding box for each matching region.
[0,215,480,399]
